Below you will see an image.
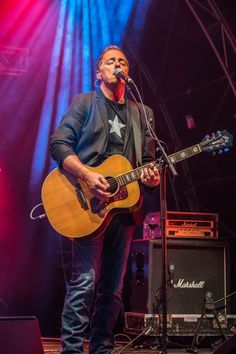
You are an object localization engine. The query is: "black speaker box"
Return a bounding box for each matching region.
[0,316,44,354]
[213,334,236,353]
[131,239,229,314]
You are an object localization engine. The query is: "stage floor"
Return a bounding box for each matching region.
[42,337,216,353]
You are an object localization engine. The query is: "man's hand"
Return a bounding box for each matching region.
[140,163,160,188]
[62,155,111,201]
[84,171,111,201]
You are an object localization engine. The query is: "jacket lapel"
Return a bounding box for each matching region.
[123,100,142,166]
[123,101,133,155]
[96,90,109,136]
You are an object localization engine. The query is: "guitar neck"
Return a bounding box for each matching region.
[168,143,202,164]
[116,142,203,187]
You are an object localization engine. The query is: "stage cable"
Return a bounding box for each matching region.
[29,203,46,220]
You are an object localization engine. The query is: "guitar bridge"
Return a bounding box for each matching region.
[75,183,89,210]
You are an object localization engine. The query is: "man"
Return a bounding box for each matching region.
[50,45,160,354]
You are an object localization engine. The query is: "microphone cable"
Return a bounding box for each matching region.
[126,79,167,148]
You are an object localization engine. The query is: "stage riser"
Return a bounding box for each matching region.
[124,312,236,337]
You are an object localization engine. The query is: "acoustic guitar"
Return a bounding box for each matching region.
[41,130,232,238]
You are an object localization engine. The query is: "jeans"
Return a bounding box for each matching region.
[61,214,134,354]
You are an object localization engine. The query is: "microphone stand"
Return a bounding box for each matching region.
[126,78,178,353]
[156,141,178,354]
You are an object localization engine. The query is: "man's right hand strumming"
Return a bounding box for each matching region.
[63,155,110,201]
[83,170,111,201]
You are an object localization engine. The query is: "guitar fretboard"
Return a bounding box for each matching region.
[116,142,203,187]
[168,143,202,164]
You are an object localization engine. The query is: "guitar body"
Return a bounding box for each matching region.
[41,155,141,238]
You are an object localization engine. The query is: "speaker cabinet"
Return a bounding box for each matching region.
[213,334,236,353]
[0,316,44,354]
[131,239,228,314]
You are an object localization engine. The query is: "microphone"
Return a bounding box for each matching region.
[113,68,133,84]
[205,291,214,310]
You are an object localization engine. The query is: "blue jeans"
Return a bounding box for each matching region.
[61,214,134,354]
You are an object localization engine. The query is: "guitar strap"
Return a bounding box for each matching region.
[131,103,142,167]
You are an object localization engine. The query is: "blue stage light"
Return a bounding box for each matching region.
[30,0,150,187]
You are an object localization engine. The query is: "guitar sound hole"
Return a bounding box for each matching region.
[106,176,118,194]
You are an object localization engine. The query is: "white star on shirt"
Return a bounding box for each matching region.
[108,115,126,138]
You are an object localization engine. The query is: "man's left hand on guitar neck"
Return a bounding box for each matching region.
[140,164,160,188]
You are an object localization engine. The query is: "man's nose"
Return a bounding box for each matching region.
[114,61,121,68]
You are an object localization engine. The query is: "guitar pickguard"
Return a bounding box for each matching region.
[90,186,128,214]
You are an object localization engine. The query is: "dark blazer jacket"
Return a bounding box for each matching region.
[50,89,156,169]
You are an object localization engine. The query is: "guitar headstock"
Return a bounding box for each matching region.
[201,130,233,153]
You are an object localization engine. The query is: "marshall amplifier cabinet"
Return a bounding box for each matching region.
[130,239,229,315]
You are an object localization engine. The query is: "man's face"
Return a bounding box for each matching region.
[96,49,129,85]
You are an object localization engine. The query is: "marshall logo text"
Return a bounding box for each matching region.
[174,279,205,289]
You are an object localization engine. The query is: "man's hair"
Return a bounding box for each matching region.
[96,45,129,71]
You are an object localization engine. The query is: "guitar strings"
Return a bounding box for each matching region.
[105,161,155,188]
[81,162,153,198]
[81,162,156,197]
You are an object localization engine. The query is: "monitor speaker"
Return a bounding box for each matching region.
[213,334,236,353]
[130,239,228,314]
[0,316,44,354]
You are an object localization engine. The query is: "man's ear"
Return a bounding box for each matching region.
[96,70,102,80]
